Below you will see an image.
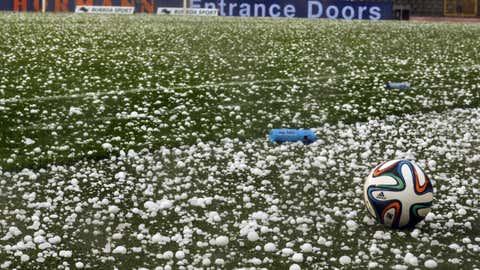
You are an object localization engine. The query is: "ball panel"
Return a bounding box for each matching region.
[412,163,426,187]
[364,194,377,219]
[366,187,403,227]
[406,203,433,227]
[412,164,433,195]
[381,201,401,227]
[369,174,398,186]
[373,160,401,177]
[377,159,402,171]
[373,172,405,191]
[411,203,432,218]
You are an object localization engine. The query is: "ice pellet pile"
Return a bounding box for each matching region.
[1,108,478,269]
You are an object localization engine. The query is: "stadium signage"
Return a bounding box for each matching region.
[191,0,393,19]
[0,0,392,18]
[157,7,218,16]
[75,5,135,14]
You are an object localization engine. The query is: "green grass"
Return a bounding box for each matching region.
[0,13,479,270]
[0,14,479,171]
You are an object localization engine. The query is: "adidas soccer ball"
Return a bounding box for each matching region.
[364,160,433,229]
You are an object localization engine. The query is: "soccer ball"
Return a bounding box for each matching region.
[364,160,433,229]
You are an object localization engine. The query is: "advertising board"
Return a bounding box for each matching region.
[1,0,393,20]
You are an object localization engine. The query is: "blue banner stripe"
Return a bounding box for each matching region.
[0,0,393,19]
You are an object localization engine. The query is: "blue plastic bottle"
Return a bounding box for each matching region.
[386,82,411,90]
[269,129,316,144]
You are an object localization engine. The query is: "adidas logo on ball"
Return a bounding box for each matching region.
[376,192,386,200]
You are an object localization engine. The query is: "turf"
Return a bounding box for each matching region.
[0,13,479,170]
[0,13,479,270]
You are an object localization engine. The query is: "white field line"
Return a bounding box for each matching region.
[4,64,479,132]
[177,64,480,90]
[2,69,415,104]
[3,64,479,105]
[9,115,150,132]
[5,69,410,132]
[2,86,173,104]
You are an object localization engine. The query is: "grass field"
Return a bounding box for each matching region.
[0,13,479,269]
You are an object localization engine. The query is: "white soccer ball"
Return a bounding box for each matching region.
[364,160,434,229]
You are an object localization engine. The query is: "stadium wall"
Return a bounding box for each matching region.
[394,0,444,17]
[0,0,478,17]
